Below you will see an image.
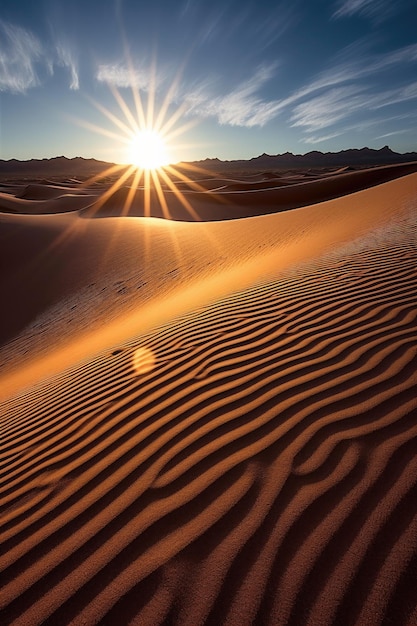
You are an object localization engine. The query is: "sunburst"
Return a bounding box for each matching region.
[68,54,224,223]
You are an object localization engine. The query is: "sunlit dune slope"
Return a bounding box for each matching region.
[1,171,416,399]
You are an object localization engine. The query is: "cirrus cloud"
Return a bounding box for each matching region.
[0,20,44,93]
[275,40,417,144]
[0,19,80,93]
[55,41,79,90]
[96,63,157,91]
[181,64,282,127]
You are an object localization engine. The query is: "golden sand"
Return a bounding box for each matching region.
[1,164,416,625]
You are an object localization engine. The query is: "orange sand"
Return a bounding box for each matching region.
[1,165,417,625]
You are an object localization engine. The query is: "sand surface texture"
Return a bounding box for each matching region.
[1,164,417,625]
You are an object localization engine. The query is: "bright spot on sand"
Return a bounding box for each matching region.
[133,346,156,374]
[128,129,170,170]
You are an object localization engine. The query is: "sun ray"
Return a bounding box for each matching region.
[163,116,200,143]
[174,160,221,179]
[165,164,221,195]
[122,166,143,216]
[159,101,199,139]
[158,168,223,253]
[108,83,140,135]
[146,54,158,130]
[153,62,187,133]
[128,66,147,131]
[85,164,137,217]
[68,116,132,146]
[144,168,151,218]
[157,167,202,221]
[78,163,131,192]
[118,25,148,131]
[86,95,134,139]
[151,169,172,220]
[93,169,145,273]
[151,170,186,272]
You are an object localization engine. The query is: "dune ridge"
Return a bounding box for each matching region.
[1,169,417,625]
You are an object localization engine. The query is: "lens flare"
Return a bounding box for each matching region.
[133,347,156,375]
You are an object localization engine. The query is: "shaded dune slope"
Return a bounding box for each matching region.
[1,194,417,624]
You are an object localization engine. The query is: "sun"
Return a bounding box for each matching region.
[128,129,170,170]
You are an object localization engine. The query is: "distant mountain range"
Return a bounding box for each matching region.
[189,146,417,170]
[0,156,112,179]
[0,146,416,178]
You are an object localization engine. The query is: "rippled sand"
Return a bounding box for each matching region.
[1,164,417,625]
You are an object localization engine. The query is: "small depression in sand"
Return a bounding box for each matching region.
[133,346,156,374]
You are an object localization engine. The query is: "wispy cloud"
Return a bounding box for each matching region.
[277,41,417,115]
[332,0,413,23]
[55,41,79,90]
[372,81,417,109]
[179,0,197,18]
[290,85,368,132]
[182,64,281,127]
[198,10,226,45]
[303,131,345,144]
[375,129,411,139]
[250,3,295,51]
[96,63,155,90]
[376,43,417,68]
[276,40,417,143]
[332,0,392,21]
[0,20,43,93]
[180,0,293,52]
[303,110,417,144]
[291,82,417,141]
[0,19,82,93]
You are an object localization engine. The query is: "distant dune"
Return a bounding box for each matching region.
[1,160,416,220]
[1,162,416,625]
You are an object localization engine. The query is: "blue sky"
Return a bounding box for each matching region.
[0,0,416,163]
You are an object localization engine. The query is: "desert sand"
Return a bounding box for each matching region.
[1,162,417,625]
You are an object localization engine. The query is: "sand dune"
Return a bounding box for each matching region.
[1,161,416,219]
[1,166,417,625]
